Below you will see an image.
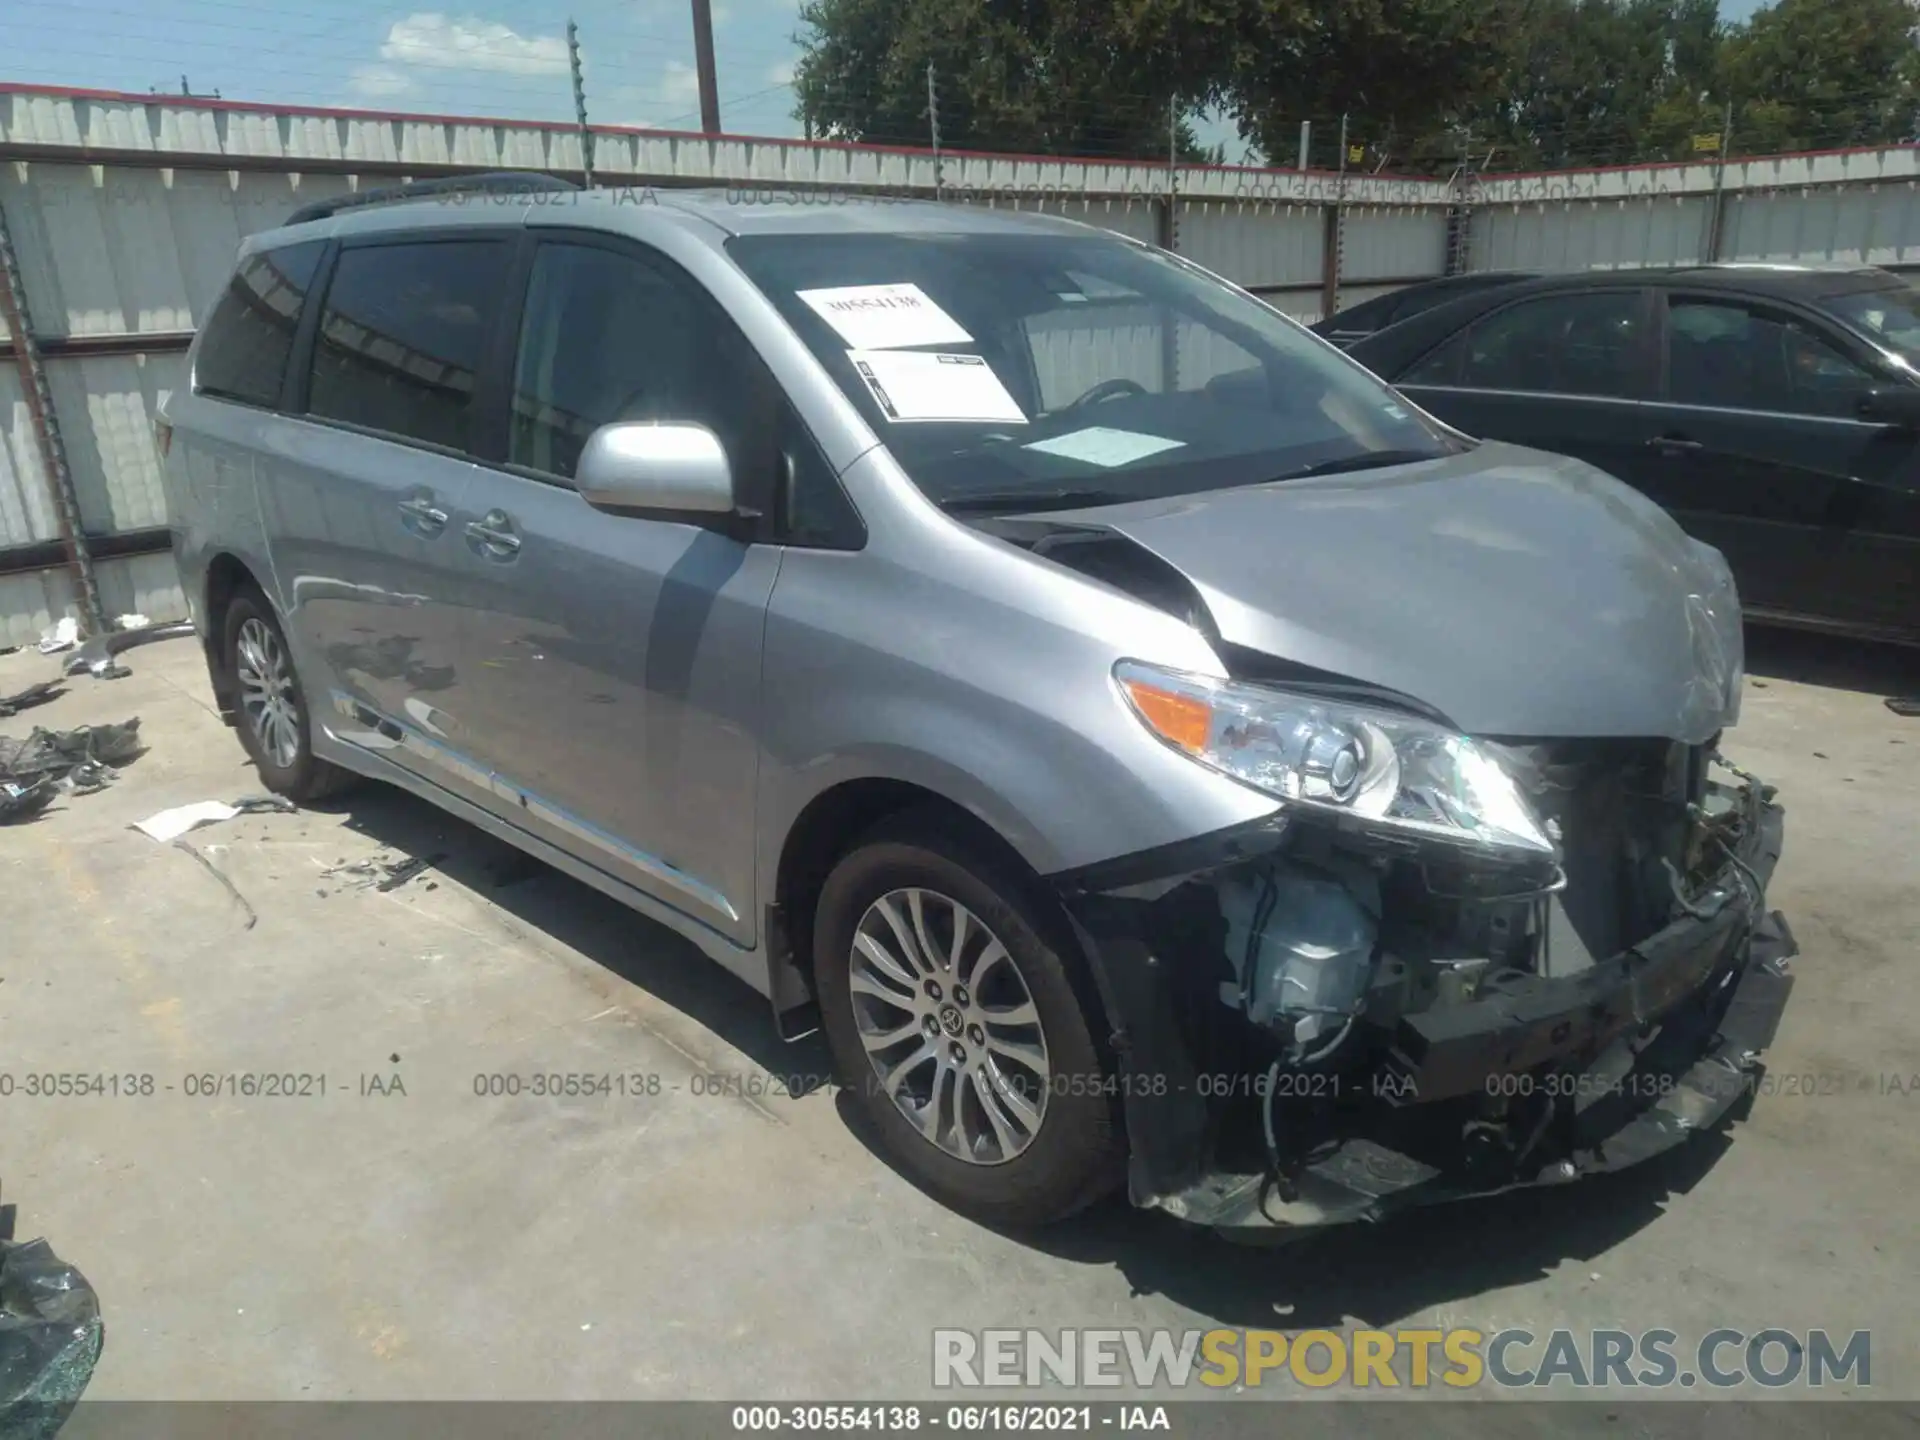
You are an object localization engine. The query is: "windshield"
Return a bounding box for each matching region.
[726,230,1460,511]
[1827,282,1920,368]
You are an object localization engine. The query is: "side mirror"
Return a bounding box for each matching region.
[577,422,736,515]
[1856,386,1920,430]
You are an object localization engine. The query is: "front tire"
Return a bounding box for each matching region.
[223,589,355,802]
[815,813,1123,1226]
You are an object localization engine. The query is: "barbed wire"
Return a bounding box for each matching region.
[4,4,1915,177]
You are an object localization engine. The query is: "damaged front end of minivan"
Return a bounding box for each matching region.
[1052,678,1794,1236]
[974,450,1797,1235]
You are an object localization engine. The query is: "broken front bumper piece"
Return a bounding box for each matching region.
[1054,777,1795,1236]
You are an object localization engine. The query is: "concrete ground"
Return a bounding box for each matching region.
[1,629,1917,1412]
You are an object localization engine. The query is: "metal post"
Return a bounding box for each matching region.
[690,0,722,135]
[1297,120,1310,172]
[1157,93,1179,249]
[0,197,104,633]
[927,63,944,199]
[1161,95,1181,391]
[1706,100,1735,261]
[1321,113,1348,322]
[1444,126,1476,276]
[567,20,594,190]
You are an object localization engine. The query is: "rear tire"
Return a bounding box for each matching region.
[222,589,356,803]
[814,811,1123,1227]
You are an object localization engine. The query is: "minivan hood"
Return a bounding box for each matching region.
[1037,443,1742,743]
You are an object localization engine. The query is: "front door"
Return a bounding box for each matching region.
[1392,286,1662,485]
[1639,292,1920,637]
[448,233,785,945]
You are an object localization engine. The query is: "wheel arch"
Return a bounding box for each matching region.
[766,766,1081,1023]
[201,550,268,721]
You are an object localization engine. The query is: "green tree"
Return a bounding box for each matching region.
[1721,0,1919,153]
[1226,0,1529,170]
[791,0,1236,160]
[1459,0,1726,170]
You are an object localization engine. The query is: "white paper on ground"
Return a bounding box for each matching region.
[847,351,1028,424]
[37,617,79,654]
[1022,426,1187,468]
[133,800,240,842]
[797,284,973,350]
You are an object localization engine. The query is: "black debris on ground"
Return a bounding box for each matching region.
[1889,697,1920,718]
[0,1235,103,1440]
[316,850,447,897]
[0,683,63,720]
[376,854,447,893]
[0,720,143,825]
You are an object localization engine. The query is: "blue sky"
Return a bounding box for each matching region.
[6,0,1777,150]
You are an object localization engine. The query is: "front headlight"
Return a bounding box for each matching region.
[1115,660,1555,858]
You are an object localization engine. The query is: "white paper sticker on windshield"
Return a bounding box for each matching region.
[798,284,973,350]
[848,350,1027,424]
[1023,427,1186,468]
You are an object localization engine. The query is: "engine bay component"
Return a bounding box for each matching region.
[1216,862,1378,1059]
[1053,741,1795,1236]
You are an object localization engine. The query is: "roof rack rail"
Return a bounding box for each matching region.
[283,172,580,228]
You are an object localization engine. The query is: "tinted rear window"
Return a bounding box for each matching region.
[193,241,325,408]
[306,239,511,453]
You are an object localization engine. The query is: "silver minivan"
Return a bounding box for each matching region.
[161,175,1796,1236]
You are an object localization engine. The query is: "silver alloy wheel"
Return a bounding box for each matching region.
[235,616,302,769]
[848,887,1051,1166]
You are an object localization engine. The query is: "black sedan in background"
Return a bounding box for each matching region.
[1348,264,1920,646]
[1310,270,1538,347]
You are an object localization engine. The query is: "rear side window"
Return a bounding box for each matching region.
[306,239,511,453]
[193,241,325,408]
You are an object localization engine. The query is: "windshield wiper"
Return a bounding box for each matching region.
[939,487,1130,515]
[1273,448,1448,481]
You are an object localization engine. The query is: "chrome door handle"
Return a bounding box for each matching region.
[398,496,448,529]
[465,512,521,555]
[1647,435,1704,455]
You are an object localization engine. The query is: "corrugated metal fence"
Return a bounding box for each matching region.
[4,82,1919,645]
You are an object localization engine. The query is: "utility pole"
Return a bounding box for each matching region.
[1321,113,1349,322]
[567,20,594,189]
[926,63,941,191]
[1297,120,1311,172]
[690,0,722,135]
[1706,99,1735,261]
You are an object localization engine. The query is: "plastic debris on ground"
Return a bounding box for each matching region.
[63,621,194,683]
[0,1236,103,1440]
[132,793,296,842]
[0,720,143,825]
[318,850,447,895]
[0,684,63,721]
[33,620,78,657]
[113,614,149,631]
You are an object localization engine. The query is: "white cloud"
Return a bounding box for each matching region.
[602,65,706,128]
[660,61,702,107]
[766,59,795,86]
[378,13,570,76]
[346,64,416,99]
